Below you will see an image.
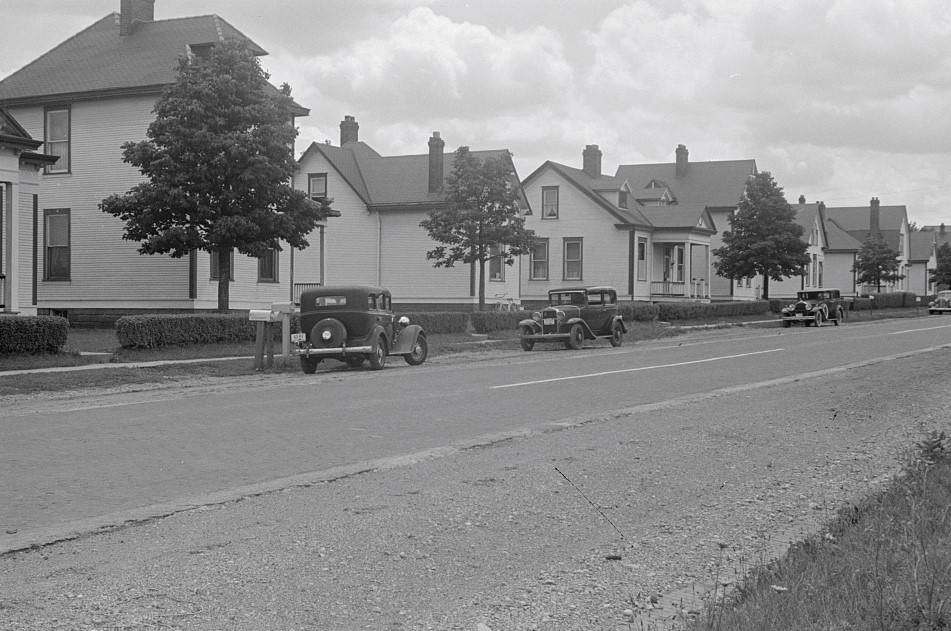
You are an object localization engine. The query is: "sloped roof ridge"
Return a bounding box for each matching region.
[0,13,115,83]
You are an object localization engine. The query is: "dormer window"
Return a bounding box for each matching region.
[618,190,629,209]
[189,43,215,60]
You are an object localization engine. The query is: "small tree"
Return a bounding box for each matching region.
[712,171,809,300]
[853,233,904,292]
[101,40,334,312]
[930,241,951,291]
[420,147,535,309]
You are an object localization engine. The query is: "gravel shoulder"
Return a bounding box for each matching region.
[1,344,948,630]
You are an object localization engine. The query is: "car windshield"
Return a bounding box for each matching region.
[550,292,585,306]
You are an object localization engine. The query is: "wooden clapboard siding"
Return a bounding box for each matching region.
[521,168,630,302]
[378,209,471,300]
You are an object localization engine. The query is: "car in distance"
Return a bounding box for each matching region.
[929,290,951,314]
[518,286,626,351]
[780,289,847,327]
[292,285,427,373]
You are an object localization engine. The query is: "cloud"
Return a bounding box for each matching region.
[292,7,574,120]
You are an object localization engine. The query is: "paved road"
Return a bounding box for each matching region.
[3,317,950,551]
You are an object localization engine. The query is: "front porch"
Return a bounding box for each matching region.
[647,240,712,301]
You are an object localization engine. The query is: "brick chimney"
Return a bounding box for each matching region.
[582,145,602,179]
[675,144,689,177]
[339,115,359,145]
[798,194,806,204]
[869,197,880,236]
[428,132,445,193]
[120,0,155,35]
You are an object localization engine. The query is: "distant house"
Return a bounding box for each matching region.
[293,116,528,308]
[0,0,306,321]
[0,108,59,313]
[770,197,829,298]
[520,145,716,303]
[615,145,758,300]
[824,198,909,294]
[909,225,951,294]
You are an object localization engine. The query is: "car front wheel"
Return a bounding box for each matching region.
[368,336,388,370]
[565,323,584,350]
[300,356,321,374]
[404,335,428,366]
[815,312,824,327]
[520,326,535,351]
[610,321,624,347]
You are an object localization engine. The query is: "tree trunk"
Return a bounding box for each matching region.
[761,275,770,300]
[477,258,486,311]
[217,249,232,313]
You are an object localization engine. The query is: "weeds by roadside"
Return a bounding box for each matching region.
[676,429,951,631]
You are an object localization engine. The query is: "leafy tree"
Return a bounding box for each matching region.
[712,171,809,300]
[930,241,951,290]
[101,40,334,312]
[853,233,904,292]
[420,147,535,309]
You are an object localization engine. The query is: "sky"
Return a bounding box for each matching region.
[2,0,950,227]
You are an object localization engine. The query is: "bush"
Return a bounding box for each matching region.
[116,313,262,348]
[397,311,469,334]
[656,300,770,321]
[470,310,531,334]
[0,316,69,354]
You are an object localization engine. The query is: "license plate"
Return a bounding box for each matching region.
[543,318,555,325]
[291,333,307,343]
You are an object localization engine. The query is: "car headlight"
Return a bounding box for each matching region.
[532,311,541,322]
[398,316,409,328]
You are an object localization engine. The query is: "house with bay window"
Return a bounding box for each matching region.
[520,145,717,303]
[0,0,307,321]
[293,116,528,307]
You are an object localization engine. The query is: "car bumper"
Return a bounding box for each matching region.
[929,307,951,313]
[294,345,373,357]
[782,314,817,322]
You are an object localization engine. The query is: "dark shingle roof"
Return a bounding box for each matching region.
[824,204,907,252]
[615,158,757,209]
[300,141,526,211]
[0,13,288,107]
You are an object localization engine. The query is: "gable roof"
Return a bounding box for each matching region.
[909,229,951,262]
[791,202,825,247]
[0,107,58,165]
[823,204,907,252]
[299,141,527,211]
[615,157,757,209]
[544,161,652,228]
[0,12,302,111]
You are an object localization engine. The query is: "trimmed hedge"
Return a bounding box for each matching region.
[115,314,268,349]
[397,311,469,334]
[0,316,69,354]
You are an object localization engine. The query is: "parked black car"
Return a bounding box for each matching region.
[518,286,626,350]
[292,285,427,373]
[780,289,847,327]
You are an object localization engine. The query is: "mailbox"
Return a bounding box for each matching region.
[249,309,279,322]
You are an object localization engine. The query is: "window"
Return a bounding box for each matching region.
[541,186,559,219]
[618,190,629,209]
[488,244,504,281]
[44,209,70,280]
[637,237,647,281]
[45,106,70,173]
[258,248,278,282]
[662,245,684,282]
[530,239,549,280]
[308,173,327,201]
[563,238,582,281]
[210,250,234,281]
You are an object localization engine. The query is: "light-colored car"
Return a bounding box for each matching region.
[929,290,951,315]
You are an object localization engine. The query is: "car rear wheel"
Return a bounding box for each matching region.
[368,336,388,370]
[300,356,321,374]
[565,323,584,350]
[404,335,428,366]
[344,356,366,368]
[519,326,535,351]
[609,321,624,347]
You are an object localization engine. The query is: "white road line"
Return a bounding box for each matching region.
[492,348,784,389]
[889,324,951,335]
